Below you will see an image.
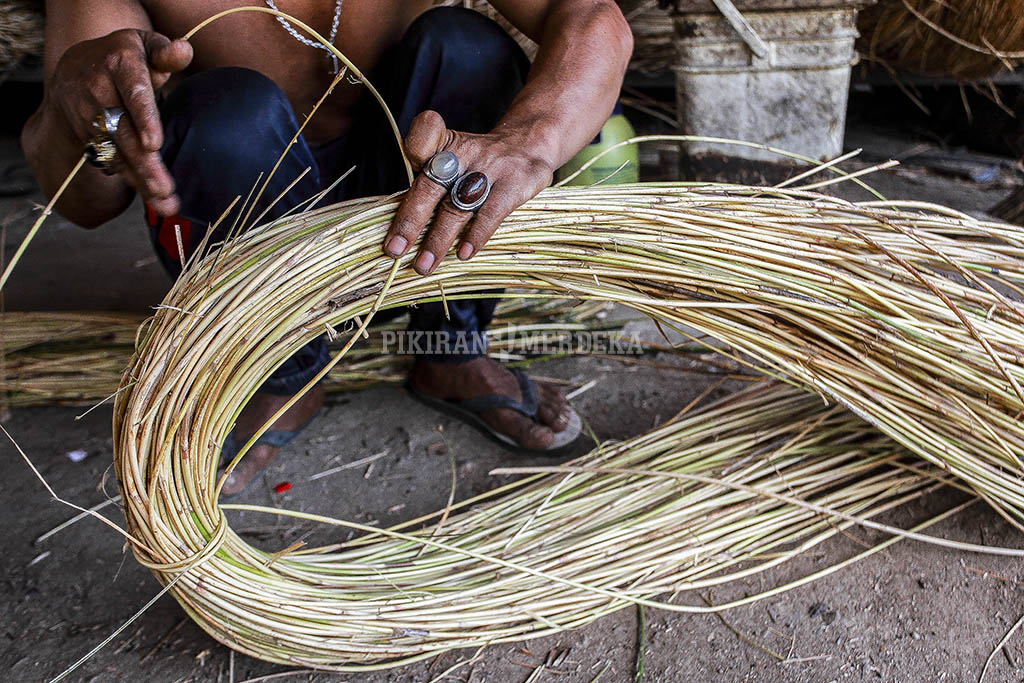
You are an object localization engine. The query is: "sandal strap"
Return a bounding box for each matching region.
[454,368,539,419]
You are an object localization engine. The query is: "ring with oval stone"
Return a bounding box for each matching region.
[423,150,460,190]
[449,171,491,212]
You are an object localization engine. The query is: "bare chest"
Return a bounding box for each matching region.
[144,0,431,140]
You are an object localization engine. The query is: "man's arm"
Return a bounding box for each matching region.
[21,0,192,228]
[382,0,632,274]
[487,0,634,176]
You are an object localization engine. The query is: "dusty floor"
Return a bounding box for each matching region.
[2,122,1024,683]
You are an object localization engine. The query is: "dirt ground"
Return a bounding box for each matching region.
[3,123,1024,683]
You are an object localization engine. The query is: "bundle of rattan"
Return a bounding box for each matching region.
[857,0,1024,80]
[0,0,43,72]
[130,380,951,668]
[0,300,622,407]
[1,312,145,407]
[111,183,1024,667]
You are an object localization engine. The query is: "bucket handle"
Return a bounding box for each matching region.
[709,0,770,59]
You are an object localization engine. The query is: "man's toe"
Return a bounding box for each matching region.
[519,420,555,450]
[489,408,553,450]
[536,383,571,432]
[220,443,276,496]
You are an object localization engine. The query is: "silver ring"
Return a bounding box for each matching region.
[85,107,126,173]
[93,106,126,136]
[449,171,491,212]
[423,150,460,189]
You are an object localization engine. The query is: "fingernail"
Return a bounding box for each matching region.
[457,243,474,260]
[415,251,435,273]
[386,235,408,256]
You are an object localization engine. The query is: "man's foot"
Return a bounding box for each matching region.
[220,384,326,496]
[408,356,573,451]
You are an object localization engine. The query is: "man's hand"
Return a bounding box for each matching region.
[382,110,554,275]
[44,29,192,216]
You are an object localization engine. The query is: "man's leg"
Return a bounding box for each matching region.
[348,9,573,450]
[152,67,331,493]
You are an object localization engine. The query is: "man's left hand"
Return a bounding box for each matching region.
[382,109,554,275]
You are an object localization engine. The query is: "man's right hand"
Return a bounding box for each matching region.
[45,29,192,217]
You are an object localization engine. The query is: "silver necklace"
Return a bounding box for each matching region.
[265,0,344,74]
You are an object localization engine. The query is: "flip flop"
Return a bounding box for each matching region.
[219,413,318,497]
[406,368,584,456]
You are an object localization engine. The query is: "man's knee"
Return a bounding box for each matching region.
[405,7,529,85]
[389,7,529,135]
[161,67,298,168]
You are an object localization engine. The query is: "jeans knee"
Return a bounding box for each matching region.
[161,67,299,170]
[406,7,529,85]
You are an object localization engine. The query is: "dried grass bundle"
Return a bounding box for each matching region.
[108,182,1024,667]
[858,0,1024,80]
[0,300,619,407]
[0,0,44,72]
[8,7,1022,673]
[123,375,951,669]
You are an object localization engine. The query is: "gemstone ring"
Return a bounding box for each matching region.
[423,150,460,190]
[449,171,491,212]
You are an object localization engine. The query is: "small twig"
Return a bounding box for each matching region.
[140,618,187,663]
[74,382,139,421]
[703,594,786,661]
[781,655,832,664]
[964,565,1024,589]
[439,281,450,321]
[2,424,148,551]
[427,644,487,683]
[306,449,388,481]
[36,496,122,545]
[416,426,457,559]
[236,670,322,683]
[979,612,1024,683]
[263,540,306,568]
[50,573,191,682]
[0,156,86,292]
[566,379,597,400]
[524,660,547,683]
[634,605,646,683]
[670,376,731,423]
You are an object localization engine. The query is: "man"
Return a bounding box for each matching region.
[21,1,633,494]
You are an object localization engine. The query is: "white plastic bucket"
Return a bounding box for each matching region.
[673,2,864,163]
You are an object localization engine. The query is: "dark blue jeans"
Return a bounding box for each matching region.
[148,8,530,395]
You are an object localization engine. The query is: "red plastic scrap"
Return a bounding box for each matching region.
[273,481,292,494]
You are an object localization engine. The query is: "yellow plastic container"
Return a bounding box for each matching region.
[555,104,639,186]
